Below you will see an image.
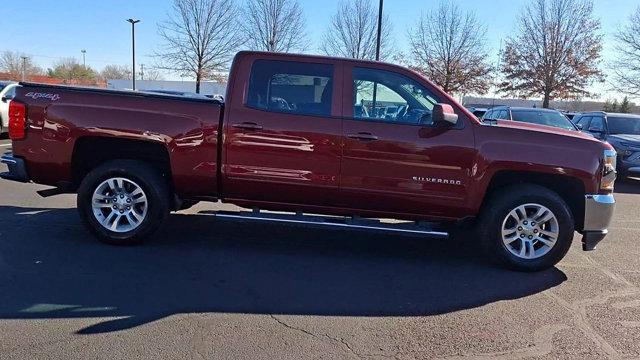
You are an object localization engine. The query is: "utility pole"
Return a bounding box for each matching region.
[372,0,384,117]
[375,0,384,61]
[20,56,28,82]
[127,18,141,90]
[81,49,87,68]
[140,64,145,81]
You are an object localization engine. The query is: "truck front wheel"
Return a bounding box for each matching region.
[478,184,574,272]
[77,160,170,245]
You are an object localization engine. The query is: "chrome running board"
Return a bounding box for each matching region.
[205,210,449,238]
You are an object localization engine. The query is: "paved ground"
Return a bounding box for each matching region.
[1,136,640,359]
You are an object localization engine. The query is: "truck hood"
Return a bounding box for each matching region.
[489,119,599,142]
[608,134,640,144]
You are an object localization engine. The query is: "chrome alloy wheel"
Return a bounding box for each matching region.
[91,177,148,233]
[501,203,559,260]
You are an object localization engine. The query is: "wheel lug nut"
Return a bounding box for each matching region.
[531,222,536,226]
[518,226,523,231]
[528,235,533,239]
[534,229,539,233]
[523,221,528,225]
[520,234,525,238]
[120,195,125,199]
[113,205,117,209]
[126,198,131,203]
[119,210,124,214]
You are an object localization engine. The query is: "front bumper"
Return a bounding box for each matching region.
[581,194,615,251]
[0,152,29,182]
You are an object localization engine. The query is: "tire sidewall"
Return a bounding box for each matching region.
[481,187,574,272]
[77,161,168,245]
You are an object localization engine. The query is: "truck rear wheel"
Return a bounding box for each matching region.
[478,184,574,272]
[77,160,170,245]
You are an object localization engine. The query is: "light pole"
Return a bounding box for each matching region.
[20,56,28,82]
[375,0,384,61]
[81,49,87,68]
[126,18,141,90]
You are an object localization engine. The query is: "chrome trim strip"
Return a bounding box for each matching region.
[214,213,449,237]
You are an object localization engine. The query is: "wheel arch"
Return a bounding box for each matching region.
[480,170,585,231]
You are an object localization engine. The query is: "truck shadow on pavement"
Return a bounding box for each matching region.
[0,206,567,335]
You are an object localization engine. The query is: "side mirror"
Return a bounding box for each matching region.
[0,96,10,103]
[576,123,583,130]
[433,103,458,125]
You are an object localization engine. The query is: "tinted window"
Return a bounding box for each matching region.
[482,110,494,120]
[607,116,640,135]
[511,110,576,130]
[352,67,439,125]
[588,117,604,132]
[495,110,509,120]
[247,60,334,116]
[5,86,16,98]
[575,116,591,128]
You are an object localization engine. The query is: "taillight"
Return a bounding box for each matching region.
[8,101,26,140]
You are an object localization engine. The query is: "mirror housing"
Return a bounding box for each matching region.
[433,103,458,125]
[0,96,9,103]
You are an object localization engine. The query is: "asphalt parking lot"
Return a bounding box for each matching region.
[1,136,640,359]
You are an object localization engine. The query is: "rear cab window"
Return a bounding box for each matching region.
[246,60,334,117]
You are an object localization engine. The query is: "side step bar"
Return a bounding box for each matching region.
[204,209,449,238]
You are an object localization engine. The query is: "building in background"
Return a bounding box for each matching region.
[107,79,226,96]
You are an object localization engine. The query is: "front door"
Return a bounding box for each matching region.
[339,65,476,220]
[223,58,343,206]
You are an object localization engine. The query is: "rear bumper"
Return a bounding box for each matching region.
[0,152,29,183]
[581,194,615,251]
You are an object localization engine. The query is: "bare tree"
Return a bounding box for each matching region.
[0,51,43,80]
[611,6,640,97]
[157,0,244,93]
[408,2,492,95]
[142,68,165,81]
[101,65,132,80]
[320,0,392,60]
[499,0,604,108]
[243,0,308,52]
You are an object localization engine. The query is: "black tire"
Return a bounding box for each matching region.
[77,159,171,245]
[478,184,574,272]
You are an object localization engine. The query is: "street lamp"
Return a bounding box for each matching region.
[375,0,384,61]
[126,18,141,90]
[81,49,86,68]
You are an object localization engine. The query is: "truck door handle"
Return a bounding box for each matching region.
[347,132,379,141]
[233,122,263,131]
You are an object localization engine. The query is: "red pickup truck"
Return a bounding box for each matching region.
[1,51,616,272]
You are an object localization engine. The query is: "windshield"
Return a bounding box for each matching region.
[607,116,640,135]
[511,110,576,131]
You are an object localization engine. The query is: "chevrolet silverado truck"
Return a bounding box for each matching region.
[0,51,617,272]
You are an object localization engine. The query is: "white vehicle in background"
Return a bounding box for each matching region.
[0,81,19,135]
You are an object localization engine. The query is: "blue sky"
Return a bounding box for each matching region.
[1,0,638,99]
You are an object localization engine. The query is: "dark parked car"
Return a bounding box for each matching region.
[573,112,640,179]
[481,106,578,131]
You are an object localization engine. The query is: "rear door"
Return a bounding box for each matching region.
[338,65,476,219]
[223,56,343,206]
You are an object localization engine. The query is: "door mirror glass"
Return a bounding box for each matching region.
[433,103,458,125]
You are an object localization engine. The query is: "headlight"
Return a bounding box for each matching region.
[601,149,617,191]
